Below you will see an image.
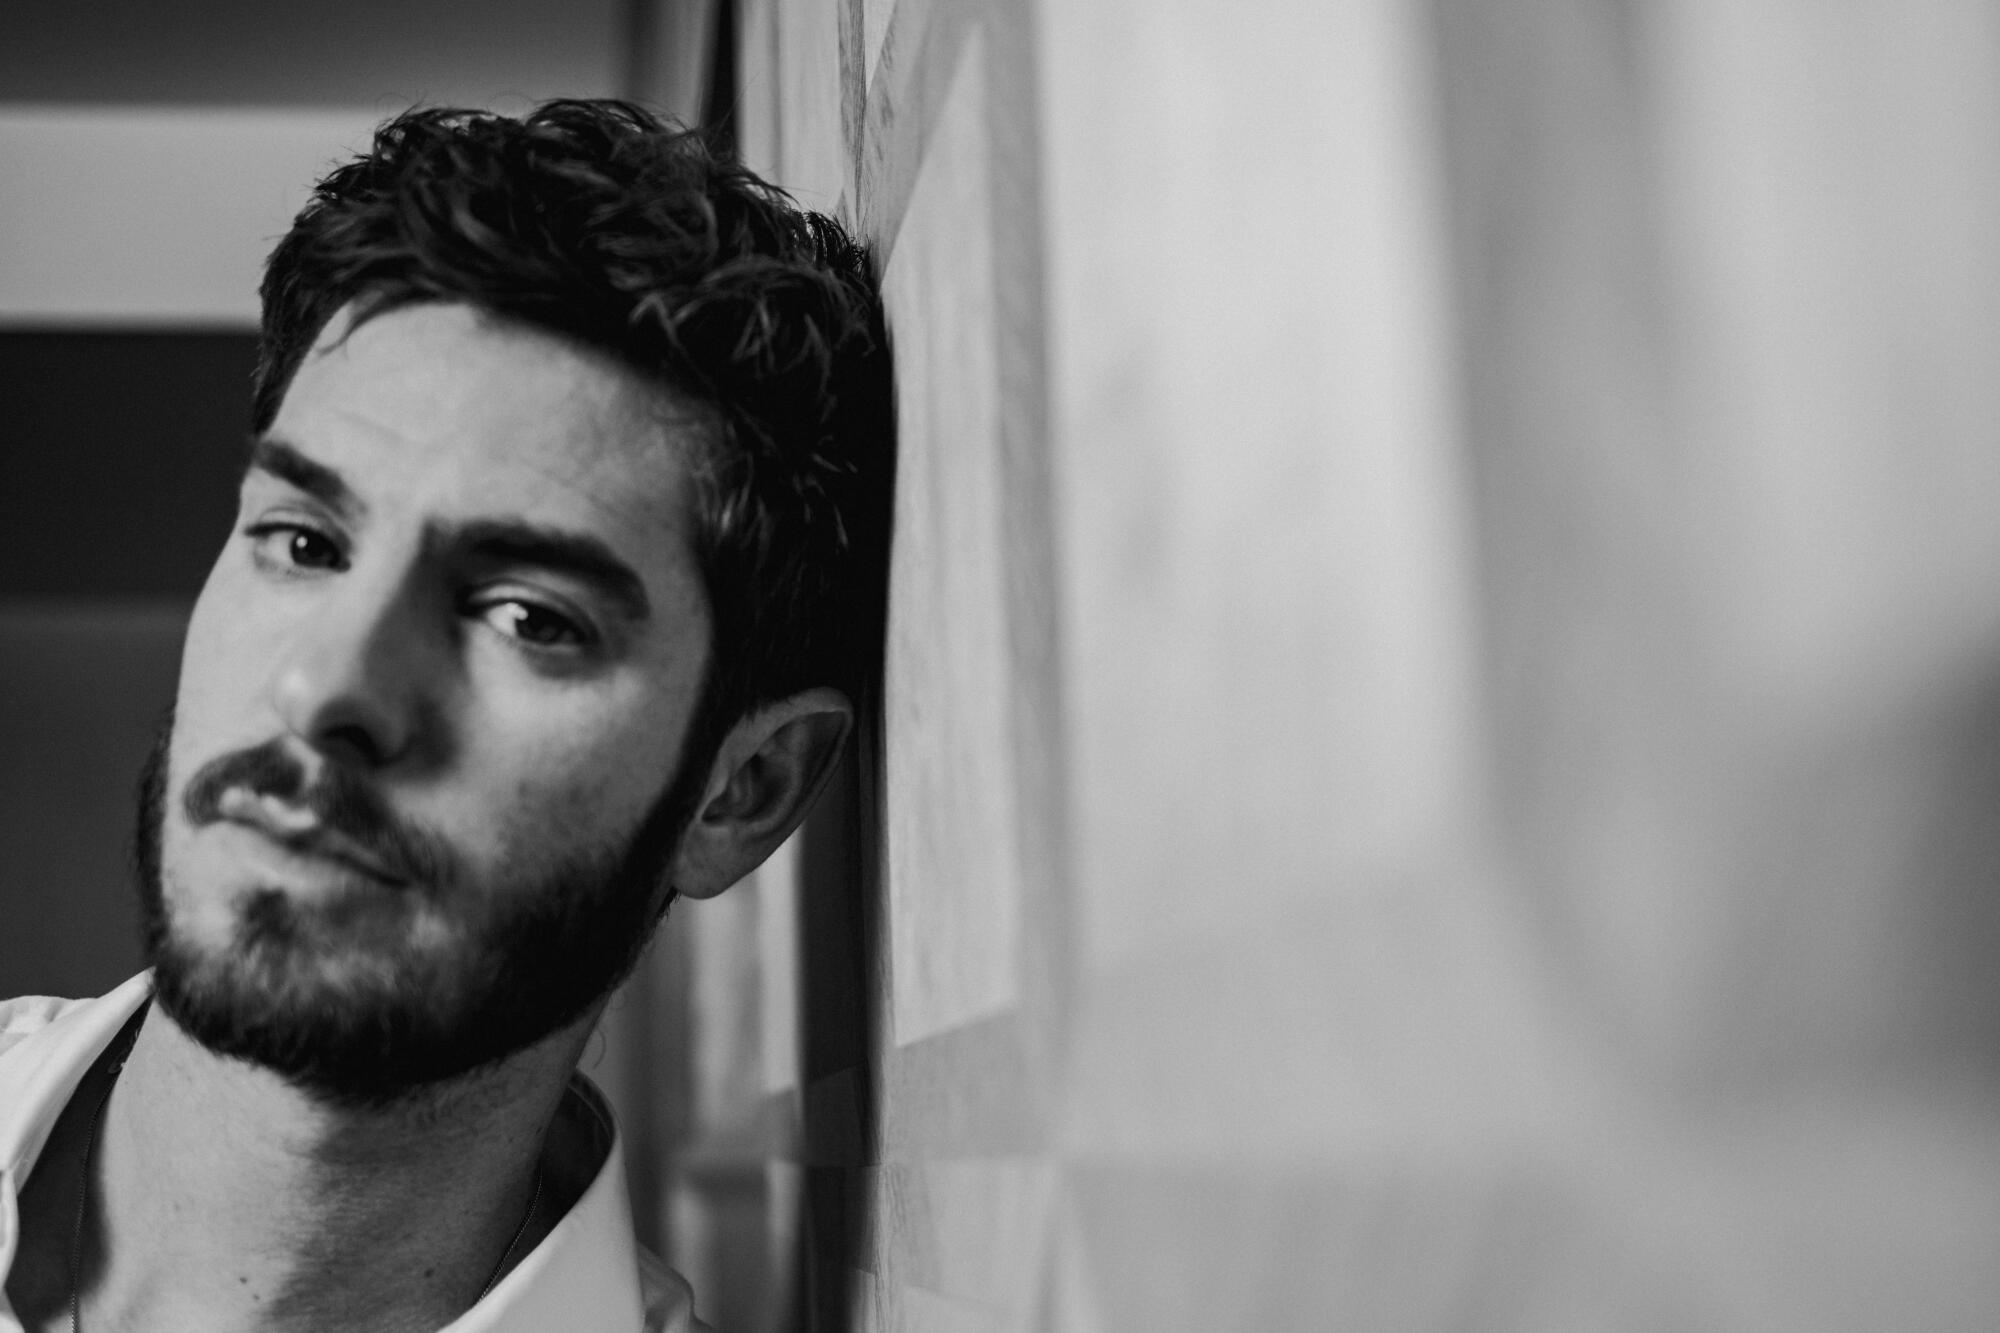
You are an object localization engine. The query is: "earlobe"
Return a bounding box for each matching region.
[669,687,852,898]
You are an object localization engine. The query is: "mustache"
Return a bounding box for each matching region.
[180,740,452,888]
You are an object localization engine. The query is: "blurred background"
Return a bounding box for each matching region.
[7,0,2000,1329]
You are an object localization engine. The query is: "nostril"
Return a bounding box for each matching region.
[272,660,410,770]
[268,607,430,768]
[314,718,391,769]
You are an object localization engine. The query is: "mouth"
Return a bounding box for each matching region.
[214,787,410,888]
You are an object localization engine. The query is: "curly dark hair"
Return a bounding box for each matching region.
[255,99,893,777]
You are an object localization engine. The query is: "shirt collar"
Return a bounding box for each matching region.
[442,1075,649,1332]
[0,974,654,1333]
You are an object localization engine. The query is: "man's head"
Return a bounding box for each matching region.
[138,102,891,1106]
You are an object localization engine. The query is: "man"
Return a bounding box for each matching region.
[0,100,891,1331]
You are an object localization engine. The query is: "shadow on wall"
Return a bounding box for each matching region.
[1905,663,2000,1075]
[791,535,891,1330]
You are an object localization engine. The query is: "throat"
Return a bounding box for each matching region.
[47,999,590,1331]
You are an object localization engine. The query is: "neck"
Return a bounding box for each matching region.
[83,1002,591,1333]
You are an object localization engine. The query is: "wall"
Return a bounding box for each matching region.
[684,0,2000,1329]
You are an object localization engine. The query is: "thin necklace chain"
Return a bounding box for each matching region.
[66,1032,544,1332]
[475,1169,544,1302]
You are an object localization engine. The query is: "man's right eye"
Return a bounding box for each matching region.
[244,522,348,573]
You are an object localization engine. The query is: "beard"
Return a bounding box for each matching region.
[134,719,711,1109]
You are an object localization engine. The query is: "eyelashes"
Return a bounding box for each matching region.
[240,520,603,657]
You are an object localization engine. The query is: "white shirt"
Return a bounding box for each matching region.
[0,974,710,1332]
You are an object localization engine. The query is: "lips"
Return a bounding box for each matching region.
[214,786,410,887]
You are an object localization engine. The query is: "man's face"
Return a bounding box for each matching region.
[144,302,715,1104]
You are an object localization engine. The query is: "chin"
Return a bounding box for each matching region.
[132,726,692,1109]
[147,884,536,1108]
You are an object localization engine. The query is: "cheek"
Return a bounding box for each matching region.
[476,724,682,871]
[173,566,267,743]
[164,589,233,807]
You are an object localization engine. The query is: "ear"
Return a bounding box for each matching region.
[668,687,853,899]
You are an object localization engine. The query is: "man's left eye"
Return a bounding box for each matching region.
[482,600,592,649]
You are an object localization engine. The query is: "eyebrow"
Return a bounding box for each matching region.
[448,519,653,623]
[247,435,364,520]
[246,434,653,624]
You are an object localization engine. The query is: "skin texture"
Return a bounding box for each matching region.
[4,303,850,1332]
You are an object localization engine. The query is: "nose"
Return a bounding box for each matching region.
[269,574,441,769]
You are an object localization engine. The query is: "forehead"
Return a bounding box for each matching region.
[269,302,705,567]
[262,308,708,592]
